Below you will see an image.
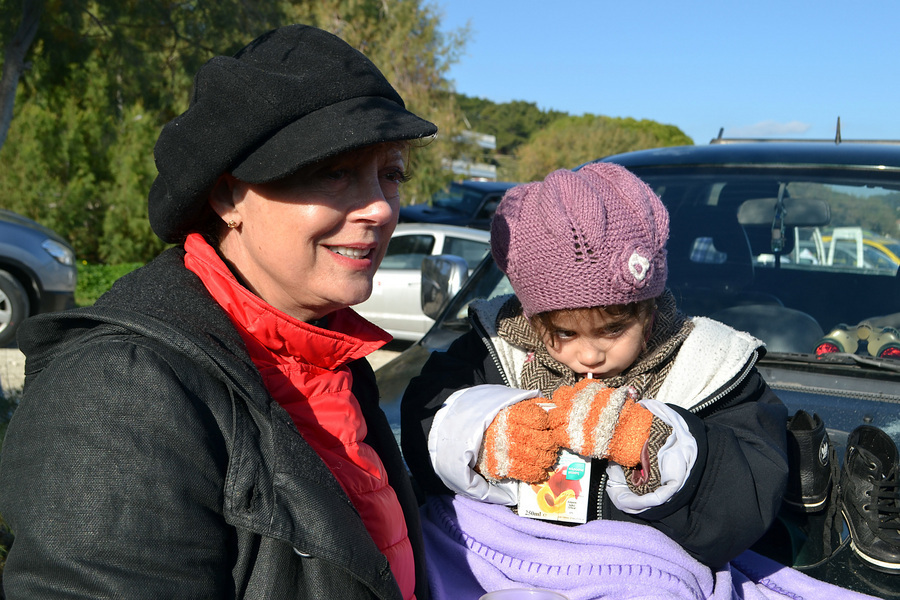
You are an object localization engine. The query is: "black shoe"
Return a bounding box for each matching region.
[784,410,834,512]
[839,425,900,573]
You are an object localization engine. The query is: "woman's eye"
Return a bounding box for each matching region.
[384,169,410,184]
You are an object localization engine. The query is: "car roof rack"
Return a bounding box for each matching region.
[710,118,900,145]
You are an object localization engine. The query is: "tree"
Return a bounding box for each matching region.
[0,0,469,261]
[456,95,566,156]
[512,114,693,182]
[0,0,42,150]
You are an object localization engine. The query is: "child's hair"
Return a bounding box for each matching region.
[531,298,658,352]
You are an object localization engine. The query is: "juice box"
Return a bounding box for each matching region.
[517,449,591,524]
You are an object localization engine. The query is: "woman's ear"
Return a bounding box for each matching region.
[208,174,240,224]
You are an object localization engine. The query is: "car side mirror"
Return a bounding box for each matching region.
[421,255,469,320]
[737,197,831,227]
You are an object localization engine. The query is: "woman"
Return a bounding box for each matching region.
[0,25,436,599]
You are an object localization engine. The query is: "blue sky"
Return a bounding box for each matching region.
[433,1,900,145]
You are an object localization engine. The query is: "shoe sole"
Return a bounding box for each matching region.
[783,495,828,512]
[842,508,900,574]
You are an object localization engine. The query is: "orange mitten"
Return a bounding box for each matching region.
[548,379,653,468]
[477,398,561,484]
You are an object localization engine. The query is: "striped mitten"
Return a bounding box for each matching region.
[548,379,654,468]
[477,398,561,484]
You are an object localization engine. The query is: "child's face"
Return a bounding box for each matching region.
[540,309,647,379]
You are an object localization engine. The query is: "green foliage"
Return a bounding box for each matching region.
[512,114,693,182]
[0,0,472,258]
[99,103,167,263]
[456,95,567,155]
[76,261,142,306]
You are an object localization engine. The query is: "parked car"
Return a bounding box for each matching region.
[375,140,900,597]
[398,180,519,230]
[354,223,490,341]
[0,210,77,347]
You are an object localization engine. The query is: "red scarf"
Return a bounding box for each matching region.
[184,234,415,599]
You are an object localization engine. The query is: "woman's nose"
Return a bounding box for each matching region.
[353,178,395,224]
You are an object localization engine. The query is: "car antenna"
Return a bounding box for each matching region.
[835,116,841,145]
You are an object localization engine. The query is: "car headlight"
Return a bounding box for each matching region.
[42,239,75,266]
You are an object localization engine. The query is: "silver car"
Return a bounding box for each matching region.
[0,210,77,347]
[354,223,490,341]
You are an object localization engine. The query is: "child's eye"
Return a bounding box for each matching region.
[602,326,626,338]
[554,329,576,340]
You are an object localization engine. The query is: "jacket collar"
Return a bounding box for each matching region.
[183,233,390,371]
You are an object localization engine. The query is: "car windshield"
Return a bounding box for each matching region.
[440,166,900,361]
[430,184,484,215]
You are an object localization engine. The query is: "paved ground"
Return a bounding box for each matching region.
[0,348,25,393]
[1,346,402,395]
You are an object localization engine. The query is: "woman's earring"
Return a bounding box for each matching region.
[227,220,238,229]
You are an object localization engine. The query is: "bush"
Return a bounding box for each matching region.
[76,262,143,307]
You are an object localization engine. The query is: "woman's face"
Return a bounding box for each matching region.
[211,144,407,322]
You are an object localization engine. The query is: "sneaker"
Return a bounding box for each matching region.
[784,410,834,512]
[839,425,900,573]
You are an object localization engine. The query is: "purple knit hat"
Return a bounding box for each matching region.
[491,162,669,317]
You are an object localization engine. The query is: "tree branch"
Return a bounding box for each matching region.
[0,0,44,152]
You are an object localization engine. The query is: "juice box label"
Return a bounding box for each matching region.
[517,450,591,524]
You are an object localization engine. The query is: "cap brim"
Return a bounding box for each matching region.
[231,95,437,183]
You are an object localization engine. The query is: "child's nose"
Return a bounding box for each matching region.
[578,342,605,366]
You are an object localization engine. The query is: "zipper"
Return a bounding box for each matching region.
[471,311,512,387]
[688,350,758,415]
[590,350,759,520]
[595,471,608,520]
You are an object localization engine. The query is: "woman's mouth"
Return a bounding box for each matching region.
[328,246,372,260]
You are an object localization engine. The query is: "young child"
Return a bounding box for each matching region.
[400,162,789,569]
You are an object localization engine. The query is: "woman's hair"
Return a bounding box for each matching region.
[531,297,658,351]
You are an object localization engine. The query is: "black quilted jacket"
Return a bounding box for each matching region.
[0,247,427,599]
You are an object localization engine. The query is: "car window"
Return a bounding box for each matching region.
[380,234,435,270]
[442,237,490,269]
[439,167,900,357]
[635,170,900,353]
[475,195,502,220]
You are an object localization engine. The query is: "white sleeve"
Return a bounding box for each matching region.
[428,384,541,505]
[605,399,698,514]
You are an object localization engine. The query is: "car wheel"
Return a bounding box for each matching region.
[0,270,30,348]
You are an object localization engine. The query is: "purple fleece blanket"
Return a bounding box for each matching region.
[421,495,877,600]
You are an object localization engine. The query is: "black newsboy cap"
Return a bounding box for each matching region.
[148,24,438,243]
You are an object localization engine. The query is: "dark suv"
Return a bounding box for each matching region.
[376,140,900,596]
[399,179,518,230]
